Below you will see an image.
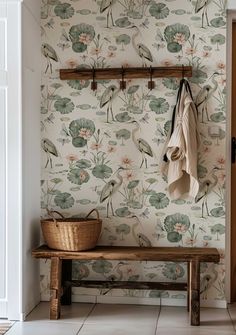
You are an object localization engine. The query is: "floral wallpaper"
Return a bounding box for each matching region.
[40,0,227,305]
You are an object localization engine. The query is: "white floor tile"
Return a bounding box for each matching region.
[26,302,94,323]
[157,307,234,331]
[6,322,82,335]
[78,324,156,335]
[228,304,236,328]
[156,328,236,335]
[85,303,159,326]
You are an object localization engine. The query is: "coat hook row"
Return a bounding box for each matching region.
[60,66,193,91]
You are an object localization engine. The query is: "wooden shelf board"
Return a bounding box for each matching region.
[60,66,192,81]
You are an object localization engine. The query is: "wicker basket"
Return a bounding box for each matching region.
[41,209,102,251]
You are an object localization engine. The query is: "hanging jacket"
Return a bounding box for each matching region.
[162,79,200,200]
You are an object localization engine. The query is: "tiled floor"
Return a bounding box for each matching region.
[4,302,236,335]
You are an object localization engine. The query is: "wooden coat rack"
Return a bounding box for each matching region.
[60,66,192,91]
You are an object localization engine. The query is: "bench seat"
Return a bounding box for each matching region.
[32,245,220,326]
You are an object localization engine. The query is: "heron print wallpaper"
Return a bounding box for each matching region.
[40,0,227,306]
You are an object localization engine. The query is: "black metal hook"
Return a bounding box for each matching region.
[91,67,97,91]
[148,66,155,90]
[120,67,126,90]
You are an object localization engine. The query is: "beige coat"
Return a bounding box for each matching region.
[163,83,200,200]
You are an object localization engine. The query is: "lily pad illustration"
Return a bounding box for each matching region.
[150,98,169,114]
[210,112,225,123]
[127,180,139,189]
[116,34,131,50]
[116,224,131,240]
[54,192,75,209]
[69,118,95,148]
[210,34,226,51]
[75,159,92,169]
[149,3,169,19]
[210,17,226,28]
[115,207,131,217]
[162,78,179,90]
[67,79,90,90]
[210,207,225,218]
[162,263,185,280]
[72,263,89,280]
[190,68,208,85]
[92,260,113,274]
[115,17,131,28]
[69,23,95,52]
[92,165,113,179]
[54,97,75,114]
[210,224,225,241]
[115,112,132,122]
[149,192,169,210]
[54,3,74,19]
[167,231,182,243]
[164,213,190,234]
[67,168,90,185]
[164,23,190,53]
[116,129,131,145]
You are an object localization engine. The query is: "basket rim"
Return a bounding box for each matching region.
[41,219,102,224]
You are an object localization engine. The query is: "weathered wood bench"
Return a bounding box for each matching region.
[32,245,220,326]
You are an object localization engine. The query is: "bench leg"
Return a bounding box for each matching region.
[189,260,200,326]
[187,262,190,312]
[61,260,72,305]
[50,257,62,320]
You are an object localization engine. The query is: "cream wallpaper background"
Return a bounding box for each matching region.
[40,0,227,305]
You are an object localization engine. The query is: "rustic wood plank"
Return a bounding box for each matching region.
[32,245,220,263]
[61,260,72,306]
[50,257,62,320]
[189,260,200,326]
[64,280,187,291]
[187,262,190,312]
[60,66,192,81]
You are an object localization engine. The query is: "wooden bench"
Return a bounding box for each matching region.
[32,245,220,326]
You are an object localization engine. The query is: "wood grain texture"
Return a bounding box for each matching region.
[187,262,190,312]
[32,245,220,263]
[63,280,187,291]
[232,22,236,302]
[50,257,62,320]
[60,66,192,81]
[189,261,200,326]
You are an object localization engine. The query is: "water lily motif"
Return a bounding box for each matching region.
[54,3,75,19]
[164,23,190,53]
[54,192,75,209]
[67,168,90,185]
[54,97,75,114]
[149,98,169,114]
[92,260,113,274]
[149,3,170,19]
[162,263,185,280]
[69,23,95,52]
[149,192,170,210]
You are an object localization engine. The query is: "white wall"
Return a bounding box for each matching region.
[22,0,41,318]
[228,1,236,10]
[0,0,41,320]
[0,0,8,318]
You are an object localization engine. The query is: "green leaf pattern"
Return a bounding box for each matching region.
[41,0,227,304]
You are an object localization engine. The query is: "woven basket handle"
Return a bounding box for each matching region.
[85,208,100,221]
[46,209,65,223]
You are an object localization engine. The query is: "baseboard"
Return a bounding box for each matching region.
[0,300,8,318]
[41,293,227,309]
